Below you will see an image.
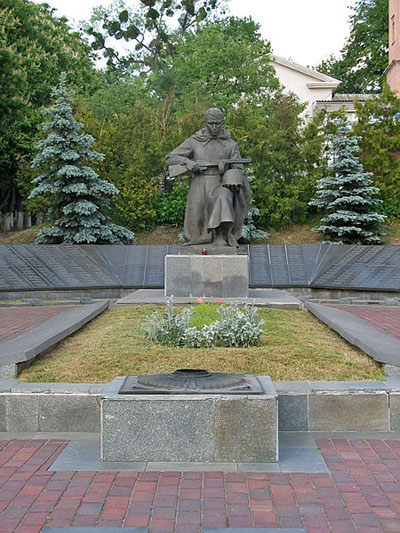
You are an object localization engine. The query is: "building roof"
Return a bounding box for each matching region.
[272,55,341,85]
[332,93,375,102]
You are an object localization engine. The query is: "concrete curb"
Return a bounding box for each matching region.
[1,377,400,434]
[305,300,400,367]
[0,300,110,376]
[116,288,302,309]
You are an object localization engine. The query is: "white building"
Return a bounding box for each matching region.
[271,55,371,121]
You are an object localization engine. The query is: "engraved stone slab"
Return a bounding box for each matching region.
[311,245,400,290]
[2,244,400,292]
[165,254,248,298]
[248,245,272,287]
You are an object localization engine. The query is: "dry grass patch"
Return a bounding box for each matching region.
[19,305,384,383]
[3,218,400,245]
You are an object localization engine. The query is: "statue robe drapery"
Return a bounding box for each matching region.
[165,128,251,247]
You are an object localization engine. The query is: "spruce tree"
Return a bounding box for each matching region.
[310,119,386,244]
[241,169,269,242]
[29,73,135,244]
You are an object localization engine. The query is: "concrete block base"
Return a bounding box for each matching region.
[101,376,277,463]
[165,254,249,298]
[0,363,17,379]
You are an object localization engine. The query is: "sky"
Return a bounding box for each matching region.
[33,0,358,67]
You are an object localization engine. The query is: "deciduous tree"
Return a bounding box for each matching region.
[0,0,98,222]
[353,84,400,217]
[85,0,226,76]
[316,0,388,93]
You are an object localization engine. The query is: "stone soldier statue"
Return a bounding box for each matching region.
[166,108,251,247]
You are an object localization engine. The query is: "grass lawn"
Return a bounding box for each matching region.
[19,304,384,383]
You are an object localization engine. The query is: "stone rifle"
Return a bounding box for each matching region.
[168,158,252,178]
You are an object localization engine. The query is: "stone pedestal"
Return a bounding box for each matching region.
[165,254,249,298]
[101,376,277,463]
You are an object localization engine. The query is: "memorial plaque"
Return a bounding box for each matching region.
[0,249,35,289]
[311,245,360,287]
[37,245,117,287]
[167,245,180,255]
[123,246,148,286]
[144,246,169,287]
[311,246,400,290]
[1,244,400,293]
[16,245,70,287]
[268,245,291,286]
[300,244,325,284]
[83,245,128,284]
[308,244,348,285]
[3,246,50,289]
[248,245,272,286]
[285,245,310,286]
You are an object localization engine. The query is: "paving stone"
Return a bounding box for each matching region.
[42,526,148,533]
[0,301,109,366]
[1,434,400,531]
[305,301,400,366]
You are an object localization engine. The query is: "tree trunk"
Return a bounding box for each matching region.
[25,212,32,228]
[35,212,43,225]
[3,213,12,233]
[16,210,24,230]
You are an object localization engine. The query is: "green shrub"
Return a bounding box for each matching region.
[142,299,264,348]
[155,186,187,226]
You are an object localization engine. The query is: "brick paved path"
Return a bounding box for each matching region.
[0,438,400,532]
[0,307,75,343]
[331,306,400,342]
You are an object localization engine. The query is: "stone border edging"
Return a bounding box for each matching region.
[1,377,400,433]
[304,300,400,368]
[0,300,110,378]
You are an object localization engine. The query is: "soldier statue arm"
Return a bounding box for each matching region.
[165,139,199,174]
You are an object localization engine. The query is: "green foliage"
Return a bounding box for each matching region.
[85,0,226,76]
[155,186,188,225]
[142,299,264,348]
[353,84,400,217]
[88,101,163,231]
[76,13,315,233]
[226,96,318,229]
[310,118,386,244]
[163,17,279,113]
[240,169,268,241]
[0,0,99,218]
[29,74,134,244]
[316,0,388,93]
[142,298,194,346]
